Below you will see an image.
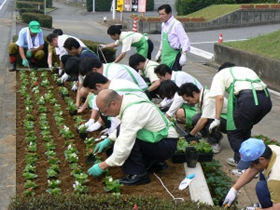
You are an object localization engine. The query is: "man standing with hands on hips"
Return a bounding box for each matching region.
[155,4,191,70]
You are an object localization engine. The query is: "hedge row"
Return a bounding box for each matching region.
[19,8,44,16]
[12,35,116,68]
[17,0,52,9]
[8,194,225,210]
[22,13,52,28]
[175,0,280,16]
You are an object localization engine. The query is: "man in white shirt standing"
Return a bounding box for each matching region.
[87,89,178,186]
[155,4,191,70]
[209,62,272,167]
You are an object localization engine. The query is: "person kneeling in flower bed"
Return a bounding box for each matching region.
[223,138,280,210]
[87,89,178,186]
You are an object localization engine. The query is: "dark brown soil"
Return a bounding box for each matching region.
[16,70,190,201]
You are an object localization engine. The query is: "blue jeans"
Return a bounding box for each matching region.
[256,173,272,208]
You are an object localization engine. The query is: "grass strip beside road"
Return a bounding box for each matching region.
[223,29,280,60]
[185,4,241,21]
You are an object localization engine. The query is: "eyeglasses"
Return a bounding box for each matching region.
[100,102,112,116]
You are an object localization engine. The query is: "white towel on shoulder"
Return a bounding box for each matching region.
[26,28,40,49]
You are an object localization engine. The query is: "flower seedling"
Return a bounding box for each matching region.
[73,181,88,194]
[73,172,89,184]
[189,140,213,153]
[25,114,35,121]
[24,187,35,196]
[103,176,123,193]
[47,157,61,165]
[31,86,39,94]
[49,164,60,173]
[60,125,75,139]
[176,137,189,153]
[24,164,36,173]
[79,124,87,133]
[24,180,38,189]
[65,153,79,163]
[25,106,33,114]
[49,98,58,105]
[70,166,83,176]
[44,91,54,101]
[41,79,50,86]
[27,142,37,152]
[25,153,39,164]
[59,87,69,95]
[45,150,56,158]
[39,113,47,121]
[45,142,56,150]
[25,136,37,144]
[38,105,47,113]
[67,103,78,112]
[23,120,34,131]
[48,180,61,188]
[47,169,58,178]
[22,172,38,180]
[37,96,46,105]
[46,188,61,195]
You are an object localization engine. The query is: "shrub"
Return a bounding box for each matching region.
[16,1,36,9]
[95,0,111,11]
[46,0,52,8]
[86,0,92,12]
[9,194,225,209]
[19,8,44,15]
[21,13,52,28]
[146,0,154,11]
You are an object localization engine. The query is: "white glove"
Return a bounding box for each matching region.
[223,187,237,207]
[179,54,187,66]
[49,65,53,70]
[209,119,220,134]
[85,119,95,128]
[87,121,102,132]
[60,73,69,83]
[98,44,106,49]
[155,50,161,62]
[71,83,78,91]
[58,68,64,76]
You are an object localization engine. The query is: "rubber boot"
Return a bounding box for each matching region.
[8,54,17,72]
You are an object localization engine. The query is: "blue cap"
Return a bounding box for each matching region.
[237,138,266,170]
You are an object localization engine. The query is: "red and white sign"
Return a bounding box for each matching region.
[138,0,146,13]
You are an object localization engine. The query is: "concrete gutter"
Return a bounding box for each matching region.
[184,162,214,205]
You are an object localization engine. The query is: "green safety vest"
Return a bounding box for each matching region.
[226,67,268,130]
[123,32,149,58]
[120,97,173,143]
[161,20,180,68]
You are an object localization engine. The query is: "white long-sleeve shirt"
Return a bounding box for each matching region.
[105,94,178,167]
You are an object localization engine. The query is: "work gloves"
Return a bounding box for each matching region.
[26,50,32,58]
[87,121,102,132]
[88,163,104,177]
[179,54,187,66]
[58,68,64,76]
[22,59,29,67]
[85,119,95,128]
[155,50,161,62]
[93,138,112,153]
[60,73,69,83]
[223,187,237,207]
[71,83,78,91]
[97,44,106,49]
[209,119,220,133]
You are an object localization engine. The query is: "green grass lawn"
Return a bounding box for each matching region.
[223,30,280,60]
[185,4,241,21]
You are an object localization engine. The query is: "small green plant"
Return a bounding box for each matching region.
[67,103,78,112]
[252,135,280,146]
[103,176,123,194]
[201,160,235,207]
[79,124,87,133]
[176,137,189,153]
[189,140,213,153]
[24,180,38,189]
[48,180,61,188]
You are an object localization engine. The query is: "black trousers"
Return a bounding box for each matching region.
[171,52,182,71]
[121,138,178,175]
[147,39,154,60]
[192,113,227,144]
[228,91,272,162]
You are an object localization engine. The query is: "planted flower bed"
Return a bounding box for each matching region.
[16,70,190,201]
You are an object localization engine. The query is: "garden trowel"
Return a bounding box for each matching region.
[178,173,195,190]
[86,152,98,165]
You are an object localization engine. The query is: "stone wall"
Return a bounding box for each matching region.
[127,8,280,33]
[214,43,280,92]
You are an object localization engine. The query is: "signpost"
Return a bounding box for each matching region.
[138,0,146,16]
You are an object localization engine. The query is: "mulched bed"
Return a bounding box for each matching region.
[16,70,190,201]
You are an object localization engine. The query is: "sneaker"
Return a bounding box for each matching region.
[241,203,261,210]
[8,63,16,72]
[211,142,221,154]
[232,169,259,178]
[227,158,238,167]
